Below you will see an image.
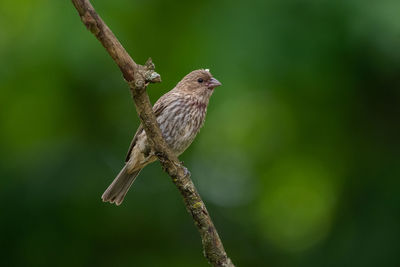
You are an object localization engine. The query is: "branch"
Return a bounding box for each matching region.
[71,1,234,266]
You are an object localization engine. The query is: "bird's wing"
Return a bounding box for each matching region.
[125,124,144,162]
[124,92,172,162]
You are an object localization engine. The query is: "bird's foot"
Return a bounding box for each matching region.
[182,167,191,177]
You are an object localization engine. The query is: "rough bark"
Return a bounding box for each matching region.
[71,1,234,266]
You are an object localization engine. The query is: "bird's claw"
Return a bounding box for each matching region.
[183,167,191,177]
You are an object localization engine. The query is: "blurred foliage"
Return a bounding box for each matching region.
[1,0,400,266]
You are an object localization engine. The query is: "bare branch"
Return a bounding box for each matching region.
[71,0,234,266]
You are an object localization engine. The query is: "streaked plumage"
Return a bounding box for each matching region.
[102,69,221,205]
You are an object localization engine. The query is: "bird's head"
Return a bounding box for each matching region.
[176,69,221,96]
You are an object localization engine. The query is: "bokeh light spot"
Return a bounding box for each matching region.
[258,157,338,252]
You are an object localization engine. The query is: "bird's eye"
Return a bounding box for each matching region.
[197,78,203,83]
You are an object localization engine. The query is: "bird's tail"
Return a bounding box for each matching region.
[101,165,141,206]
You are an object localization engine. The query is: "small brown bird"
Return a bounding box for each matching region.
[102,69,221,205]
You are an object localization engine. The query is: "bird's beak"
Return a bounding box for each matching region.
[208,77,222,89]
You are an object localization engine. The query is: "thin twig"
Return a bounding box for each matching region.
[71,1,234,266]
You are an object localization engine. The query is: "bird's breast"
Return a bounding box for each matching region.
[157,96,208,155]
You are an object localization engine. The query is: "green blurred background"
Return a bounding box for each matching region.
[1,0,400,266]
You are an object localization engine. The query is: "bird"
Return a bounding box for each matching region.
[102,69,221,205]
